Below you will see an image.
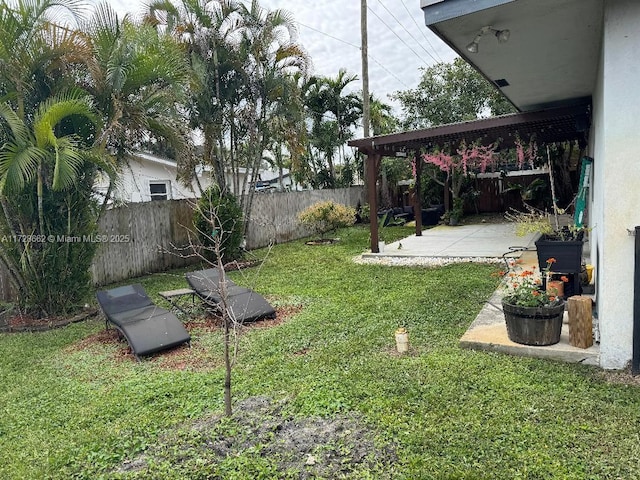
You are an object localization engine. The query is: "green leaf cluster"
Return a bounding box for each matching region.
[193,185,245,262]
[297,200,356,238]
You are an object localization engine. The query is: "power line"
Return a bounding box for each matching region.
[399,0,444,63]
[369,55,410,90]
[366,5,432,67]
[296,21,410,90]
[297,21,361,50]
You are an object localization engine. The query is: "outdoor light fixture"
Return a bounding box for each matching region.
[466,26,510,53]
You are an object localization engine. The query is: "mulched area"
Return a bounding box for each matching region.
[0,260,259,334]
[0,308,98,333]
[68,303,304,370]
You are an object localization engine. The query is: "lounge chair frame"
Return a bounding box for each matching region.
[96,284,191,360]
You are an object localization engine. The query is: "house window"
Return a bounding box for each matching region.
[149,181,171,201]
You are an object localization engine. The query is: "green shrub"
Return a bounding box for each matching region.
[193,186,244,262]
[298,201,356,238]
[0,174,98,317]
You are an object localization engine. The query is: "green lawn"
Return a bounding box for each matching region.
[1,225,639,479]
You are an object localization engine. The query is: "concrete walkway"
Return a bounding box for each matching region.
[364,223,599,366]
[362,222,538,259]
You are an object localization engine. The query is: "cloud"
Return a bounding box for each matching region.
[106,0,457,109]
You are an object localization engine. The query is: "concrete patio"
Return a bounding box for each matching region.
[364,222,599,366]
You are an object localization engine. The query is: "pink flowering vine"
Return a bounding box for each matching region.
[515,138,538,169]
[420,141,498,177]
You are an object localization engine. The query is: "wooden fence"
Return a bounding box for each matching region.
[90,199,199,286]
[245,187,365,249]
[91,186,363,286]
[472,170,550,213]
[0,187,365,298]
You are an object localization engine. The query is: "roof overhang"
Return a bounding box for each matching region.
[421,0,603,111]
[348,102,590,156]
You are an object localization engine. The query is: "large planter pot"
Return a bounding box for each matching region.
[535,236,583,273]
[502,300,565,346]
[535,236,584,297]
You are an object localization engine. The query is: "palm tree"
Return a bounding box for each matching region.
[0,1,190,316]
[148,0,308,222]
[368,95,398,136]
[0,0,101,316]
[146,0,244,194]
[233,0,309,217]
[0,93,100,231]
[304,70,362,187]
[0,0,84,118]
[264,72,307,191]
[80,2,192,209]
[0,90,106,315]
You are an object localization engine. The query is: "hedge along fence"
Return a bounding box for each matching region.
[0,187,365,300]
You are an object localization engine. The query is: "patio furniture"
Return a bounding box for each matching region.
[96,284,191,360]
[185,268,276,323]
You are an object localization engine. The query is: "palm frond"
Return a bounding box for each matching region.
[51,136,86,190]
[0,103,31,144]
[0,143,45,193]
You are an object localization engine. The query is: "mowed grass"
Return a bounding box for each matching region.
[1,225,639,479]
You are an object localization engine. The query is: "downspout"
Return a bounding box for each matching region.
[633,226,640,375]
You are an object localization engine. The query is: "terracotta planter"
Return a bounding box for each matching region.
[502,300,565,346]
[547,280,565,298]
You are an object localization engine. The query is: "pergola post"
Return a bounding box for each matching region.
[414,153,423,236]
[367,153,380,252]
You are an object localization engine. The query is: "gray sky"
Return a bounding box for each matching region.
[107,0,457,107]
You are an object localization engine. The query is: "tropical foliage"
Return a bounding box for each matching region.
[392,57,515,130]
[0,0,518,315]
[0,0,189,316]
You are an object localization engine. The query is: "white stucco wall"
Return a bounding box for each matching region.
[590,0,640,369]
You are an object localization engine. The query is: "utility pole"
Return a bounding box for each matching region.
[361,0,370,139]
[361,0,371,190]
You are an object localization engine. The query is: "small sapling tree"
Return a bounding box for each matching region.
[168,189,263,417]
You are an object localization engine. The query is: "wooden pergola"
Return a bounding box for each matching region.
[347,103,591,253]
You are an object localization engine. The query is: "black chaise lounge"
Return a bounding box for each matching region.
[185,268,276,323]
[96,284,191,360]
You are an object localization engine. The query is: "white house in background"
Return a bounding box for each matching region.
[257,168,303,192]
[95,152,299,203]
[420,0,640,369]
[95,152,213,203]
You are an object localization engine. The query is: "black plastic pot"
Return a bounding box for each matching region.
[535,236,584,296]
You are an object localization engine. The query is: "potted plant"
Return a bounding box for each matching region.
[506,206,587,297]
[501,258,565,346]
